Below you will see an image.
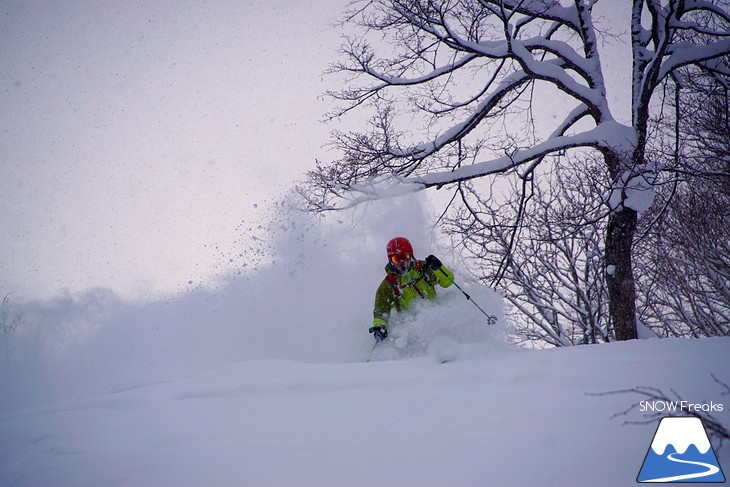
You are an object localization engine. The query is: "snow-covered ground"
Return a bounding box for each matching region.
[1,336,728,487]
[1,204,728,486]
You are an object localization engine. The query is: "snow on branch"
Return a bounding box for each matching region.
[497,0,581,32]
[658,39,730,81]
[305,116,634,211]
[403,70,533,159]
[509,39,606,112]
[521,36,595,80]
[415,121,635,188]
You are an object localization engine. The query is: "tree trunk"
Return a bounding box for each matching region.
[605,206,639,340]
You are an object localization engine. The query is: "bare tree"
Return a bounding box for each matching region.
[635,59,730,337]
[447,156,611,346]
[302,0,730,341]
[638,186,730,337]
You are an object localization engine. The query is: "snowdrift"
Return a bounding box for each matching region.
[1,337,728,487]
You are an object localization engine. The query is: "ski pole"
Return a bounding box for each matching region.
[438,268,497,325]
[366,340,378,363]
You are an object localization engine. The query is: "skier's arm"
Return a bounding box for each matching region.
[434,264,454,288]
[372,279,395,328]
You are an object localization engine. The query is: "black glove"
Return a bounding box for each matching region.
[369,325,388,342]
[425,254,443,270]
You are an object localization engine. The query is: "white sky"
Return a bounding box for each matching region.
[1,0,345,301]
[1,0,632,303]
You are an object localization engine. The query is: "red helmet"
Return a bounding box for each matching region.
[386,237,414,258]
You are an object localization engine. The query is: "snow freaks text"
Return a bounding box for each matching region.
[639,401,724,413]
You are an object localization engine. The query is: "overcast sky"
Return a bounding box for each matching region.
[1,0,632,304]
[1,0,346,302]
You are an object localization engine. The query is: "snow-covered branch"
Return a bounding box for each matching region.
[507,37,606,114]
[416,121,634,188]
[658,39,730,81]
[404,70,533,159]
[493,0,582,33]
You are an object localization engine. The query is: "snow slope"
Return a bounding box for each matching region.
[1,198,728,485]
[1,337,728,487]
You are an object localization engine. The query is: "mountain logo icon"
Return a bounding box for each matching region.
[637,416,726,483]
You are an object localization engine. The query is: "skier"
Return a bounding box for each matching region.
[369,237,455,342]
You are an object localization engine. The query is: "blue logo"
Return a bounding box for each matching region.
[637,416,726,483]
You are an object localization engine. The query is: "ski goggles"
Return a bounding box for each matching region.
[390,252,411,264]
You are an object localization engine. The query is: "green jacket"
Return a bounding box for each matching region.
[372,260,454,329]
